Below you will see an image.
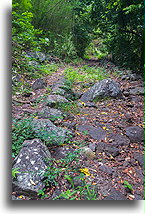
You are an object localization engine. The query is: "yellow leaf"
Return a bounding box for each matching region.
[102,126,108,130]
[106,103,111,106]
[80,168,91,176]
[34,116,38,119]
[76,132,81,135]
[18,195,23,199]
[101,112,108,115]
[81,102,86,106]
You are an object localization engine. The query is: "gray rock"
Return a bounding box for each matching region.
[45,95,69,107]
[53,146,74,159]
[32,78,47,90]
[51,78,77,101]
[80,146,96,160]
[89,143,96,152]
[121,75,129,80]
[52,87,66,96]
[35,51,46,62]
[125,126,144,143]
[32,119,72,145]
[80,79,122,102]
[77,124,107,141]
[96,142,120,157]
[25,51,46,62]
[77,124,94,133]
[129,87,144,95]
[108,133,130,146]
[12,139,51,196]
[49,189,62,200]
[62,122,77,129]
[104,189,127,200]
[99,164,113,175]
[121,73,139,81]
[96,142,106,152]
[89,127,107,141]
[134,194,143,200]
[84,102,97,108]
[37,107,63,120]
[133,152,144,167]
[105,146,120,157]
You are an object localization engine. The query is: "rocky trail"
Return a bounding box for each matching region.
[12,59,144,200]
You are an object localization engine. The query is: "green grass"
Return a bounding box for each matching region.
[12,63,58,96]
[64,65,109,85]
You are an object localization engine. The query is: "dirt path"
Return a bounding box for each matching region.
[12,59,144,200]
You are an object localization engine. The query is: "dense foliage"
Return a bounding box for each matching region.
[12,0,143,76]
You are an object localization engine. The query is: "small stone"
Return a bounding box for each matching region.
[105,146,120,157]
[134,194,143,200]
[129,87,144,95]
[89,143,96,152]
[99,164,113,175]
[89,127,107,141]
[104,189,127,200]
[77,124,107,141]
[108,133,130,146]
[133,152,144,167]
[32,78,47,90]
[80,146,96,160]
[62,122,77,129]
[84,102,97,108]
[125,126,144,143]
[53,146,74,159]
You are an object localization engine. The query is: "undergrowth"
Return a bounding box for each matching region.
[12,117,71,158]
[37,152,98,200]
[64,65,109,85]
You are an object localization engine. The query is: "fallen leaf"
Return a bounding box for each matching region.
[80,168,91,176]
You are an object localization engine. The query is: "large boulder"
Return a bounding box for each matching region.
[45,95,69,107]
[32,119,72,145]
[12,139,51,196]
[80,79,122,102]
[125,126,144,143]
[37,107,63,121]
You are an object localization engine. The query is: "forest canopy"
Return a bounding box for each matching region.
[12,0,144,71]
